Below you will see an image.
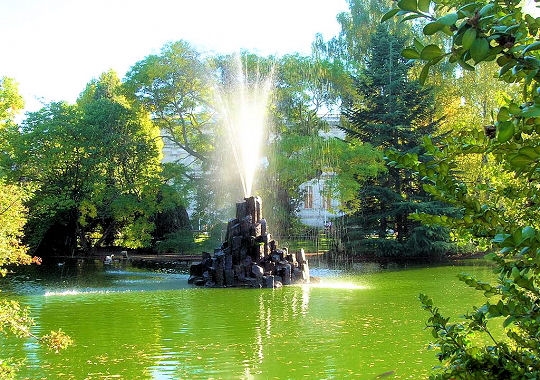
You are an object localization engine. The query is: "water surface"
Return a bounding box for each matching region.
[1,262,496,379]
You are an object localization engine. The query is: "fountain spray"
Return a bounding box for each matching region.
[190,55,310,288]
[214,54,274,198]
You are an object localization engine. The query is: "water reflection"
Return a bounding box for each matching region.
[2,263,496,379]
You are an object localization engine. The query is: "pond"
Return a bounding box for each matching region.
[1,261,496,379]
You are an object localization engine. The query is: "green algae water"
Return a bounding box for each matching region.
[1,262,495,379]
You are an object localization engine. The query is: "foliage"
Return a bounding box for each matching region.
[5,71,163,255]
[0,78,72,379]
[262,53,383,235]
[0,181,33,275]
[0,78,33,271]
[319,0,404,74]
[124,41,225,244]
[124,40,213,165]
[0,77,24,125]
[387,0,540,377]
[340,23,456,259]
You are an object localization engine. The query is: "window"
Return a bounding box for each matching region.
[304,185,313,209]
[323,193,332,210]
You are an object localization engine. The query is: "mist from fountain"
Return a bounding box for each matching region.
[214,55,274,198]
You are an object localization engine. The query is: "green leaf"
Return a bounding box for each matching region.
[419,63,431,84]
[499,60,516,76]
[461,28,477,50]
[522,226,536,241]
[497,107,510,122]
[478,3,495,16]
[518,146,540,160]
[493,233,511,243]
[413,38,424,52]
[438,12,458,26]
[508,102,521,114]
[441,25,454,36]
[523,41,540,54]
[418,0,430,12]
[421,44,443,60]
[402,13,423,22]
[381,8,400,23]
[496,121,514,143]
[424,22,443,35]
[402,48,421,59]
[398,0,418,12]
[458,59,475,71]
[470,38,490,63]
[509,154,534,167]
[457,2,480,16]
[521,104,540,117]
[503,315,515,328]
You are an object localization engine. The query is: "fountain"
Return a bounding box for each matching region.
[188,195,310,287]
[188,55,309,288]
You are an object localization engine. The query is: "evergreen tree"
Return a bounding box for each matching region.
[341,24,455,260]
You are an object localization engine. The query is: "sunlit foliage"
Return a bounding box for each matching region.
[0,77,72,379]
[387,0,540,377]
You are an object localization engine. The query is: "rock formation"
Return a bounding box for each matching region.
[188,196,310,288]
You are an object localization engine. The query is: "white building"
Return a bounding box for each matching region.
[296,115,345,228]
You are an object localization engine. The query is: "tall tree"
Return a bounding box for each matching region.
[0,77,30,271]
[8,72,162,256]
[77,71,163,250]
[0,78,72,377]
[264,53,383,235]
[314,0,400,75]
[342,24,454,259]
[123,40,215,237]
[123,40,213,170]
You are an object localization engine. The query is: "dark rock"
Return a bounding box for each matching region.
[189,196,309,288]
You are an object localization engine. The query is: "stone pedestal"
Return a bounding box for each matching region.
[189,196,310,288]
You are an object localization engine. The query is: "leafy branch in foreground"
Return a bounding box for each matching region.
[1,77,74,378]
[0,300,73,379]
[385,0,540,378]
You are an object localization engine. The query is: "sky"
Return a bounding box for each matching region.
[0,0,349,114]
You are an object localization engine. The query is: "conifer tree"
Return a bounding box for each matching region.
[341,24,455,259]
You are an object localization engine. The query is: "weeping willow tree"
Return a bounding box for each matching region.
[259,53,384,237]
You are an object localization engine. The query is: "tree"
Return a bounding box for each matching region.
[0,77,23,124]
[123,40,213,176]
[0,77,31,269]
[8,71,163,256]
[264,53,383,235]
[0,77,71,379]
[12,101,87,255]
[341,24,455,259]
[316,0,401,75]
[123,40,215,243]
[387,0,540,377]
[77,71,163,250]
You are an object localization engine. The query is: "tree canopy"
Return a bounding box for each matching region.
[5,72,163,256]
[0,77,72,378]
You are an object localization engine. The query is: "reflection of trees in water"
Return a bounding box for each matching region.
[10,279,321,379]
[244,286,312,376]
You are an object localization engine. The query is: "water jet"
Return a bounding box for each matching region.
[188,56,308,287]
